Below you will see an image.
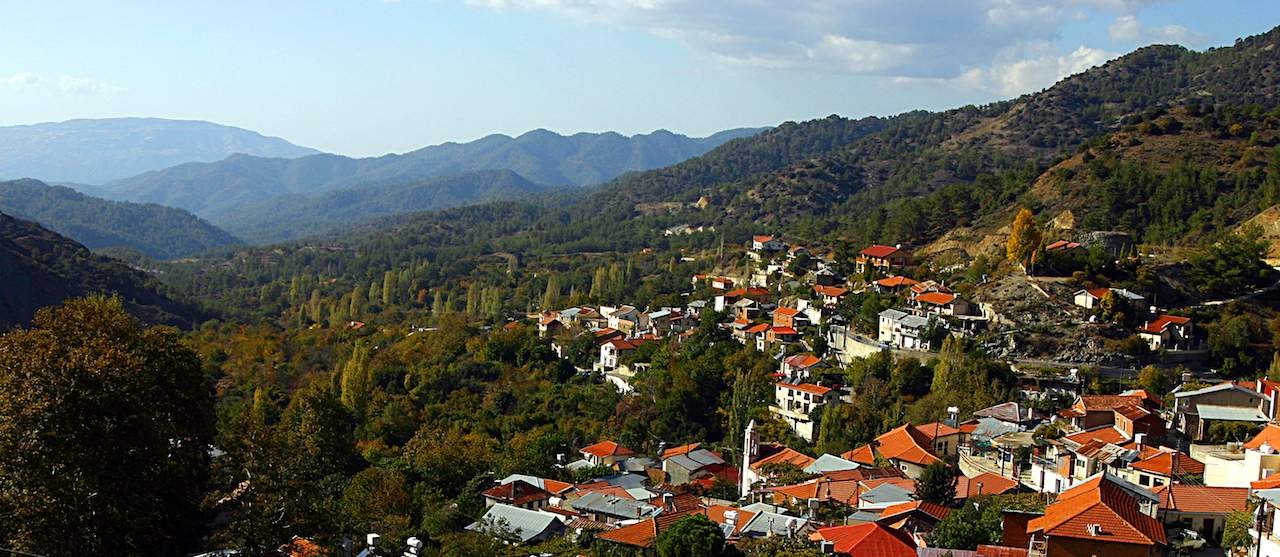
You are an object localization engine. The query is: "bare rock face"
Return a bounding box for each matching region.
[1240,204,1280,263]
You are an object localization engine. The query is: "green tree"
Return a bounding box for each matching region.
[916,461,957,505]
[0,297,214,555]
[383,270,398,307]
[1223,508,1255,553]
[1134,365,1171,396]
[656,515,727,557]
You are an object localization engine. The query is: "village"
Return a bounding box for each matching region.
[457,232,1280,556]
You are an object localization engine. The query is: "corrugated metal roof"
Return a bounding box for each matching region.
[467,503,564,543]
[1196,404,1269,422]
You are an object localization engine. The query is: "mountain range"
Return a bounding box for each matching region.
[0,118,319,184]
[101,127,765,221]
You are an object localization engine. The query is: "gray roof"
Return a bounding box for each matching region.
[846,510,883,524]
[741,502,790,515]
[1175,383,1266,399]
[571,492,660,519]
[858,483,914,506]
[623,456,657,473]
[665,448,725,472]
[900,314,930,328]
[597,473,648,489]
[803,453,860,474]
[970,417,1020,442]
[1257,488,1280,507]
[974,401,1037,424]
[879,309,908,320]
[739,511,809,537]
[498,474,559,491]
[467,503,565,543]
[1197,404,1270,422]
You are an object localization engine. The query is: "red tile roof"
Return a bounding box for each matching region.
[753,235,776,243]
[745,323,771,334]
[1075,394,1149,412]
[976,545,1029,557]
[783,354,823,369]
[848,424,943,467]
[811,523,917,557]
[596,508,707,548]
[915,291,958,305]
[956,472,1020,498]
[1152,484,1247,514]
[778,382,833,396]
[1138,314,1191,334]
[1246,424,1280,450]
[770,326,799,335]
[875,275,919,288]
[1064,426,1130,446]
[1130,450,1205,477]
[769,477,861,506]
[751,446,816,472]
[1252,474,1280,490]
[581,440,634,459]
[661,443,702,459]
[878,500,951,522]
[860,245,904,259]
[1027,475,1166,546]
[482,480,553,506]
[814,285,849,297]
[773,307,800,317]
[916,422,961,440]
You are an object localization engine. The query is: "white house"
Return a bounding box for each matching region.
[1073,287,1145,310]
[878,309,932,350]
[770,382,839,442]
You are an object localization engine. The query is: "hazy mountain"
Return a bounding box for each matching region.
[218,169,551,243]
[0,211,198,328]
[0,179,240,259]
[0,117,319,184]
[105,127,767,220]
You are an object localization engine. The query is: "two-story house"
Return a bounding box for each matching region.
[770,382,840,442]
[855,245,912,275]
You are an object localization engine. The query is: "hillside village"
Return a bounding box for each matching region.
[380,227,1280,557]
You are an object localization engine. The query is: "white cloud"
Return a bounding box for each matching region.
[1108,14,1204,45]
[2,72,123,95]
[894,44,1118,97]
[467,1,1155,79]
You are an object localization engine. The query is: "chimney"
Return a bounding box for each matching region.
[1134,433,1146,449]
[366,533,380,550]
[663,492,674,507]
[724,510,738,526]
[405,537,423,556]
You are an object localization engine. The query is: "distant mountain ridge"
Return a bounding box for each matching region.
[0,117,319,184]
[218,169,552,243]
[105,127,767,220]
[0,179,240,259]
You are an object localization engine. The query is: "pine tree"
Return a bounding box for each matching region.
[368,280,381,311]
[308,289,322,323]
[432,289,444,317]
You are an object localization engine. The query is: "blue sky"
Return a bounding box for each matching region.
[2,1,1277,157]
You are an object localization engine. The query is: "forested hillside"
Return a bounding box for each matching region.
[105,127,765,222]
[0,117,318,184]
[0,179,240,259]
[0,212,199,328]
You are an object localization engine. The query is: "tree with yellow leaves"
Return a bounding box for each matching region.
[1007,207,1042,270]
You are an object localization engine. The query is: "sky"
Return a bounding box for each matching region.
[1,1,1278,157]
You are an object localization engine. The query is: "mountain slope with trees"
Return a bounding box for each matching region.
[0,179,241,259]
[105,127,766,220]
[0,117,318,185]
[0,212,198,328]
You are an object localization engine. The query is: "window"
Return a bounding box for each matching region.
[1139,476,1150,486]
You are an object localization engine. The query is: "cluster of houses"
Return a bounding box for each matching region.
[472,233,1264,555]
[466,373,1280,557]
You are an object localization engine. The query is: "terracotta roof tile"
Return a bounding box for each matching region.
[751,446,817,471]
[956,473,1019,498]
[778,382,833,396]
[812,522,917,557]
[915,292,958,305]
[878,500,951,522]
[860,245,904,259]
[1027,475,1166,546]
[1245,424,1280,450]
[1138,314,1191,334]
[1130,450,1205,477]
[581,441,635,459]
[1152,484,1247,514]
